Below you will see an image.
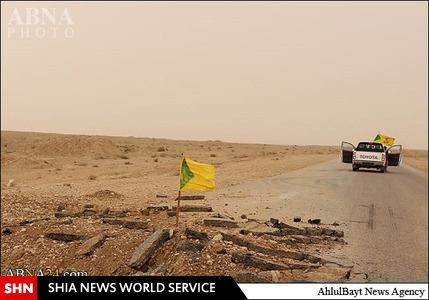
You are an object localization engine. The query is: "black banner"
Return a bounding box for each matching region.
[37,276,247,300]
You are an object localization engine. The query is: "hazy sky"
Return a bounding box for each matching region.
[1,2,428,149]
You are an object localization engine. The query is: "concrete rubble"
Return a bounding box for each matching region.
[129,229,170,269]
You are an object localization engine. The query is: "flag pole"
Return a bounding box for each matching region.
[176,153,184,227]
[175,190,181,227]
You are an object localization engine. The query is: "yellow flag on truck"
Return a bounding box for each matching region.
[179,156,215,191]
[374,133,395,146]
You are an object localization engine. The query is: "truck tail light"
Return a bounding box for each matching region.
[381,153,385,161]
[353,151,356,160]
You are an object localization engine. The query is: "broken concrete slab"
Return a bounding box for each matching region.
[304,227,344,238]
[171,205,213,212]
[232,252,321,271]
[80,209,97,216]
[76,234,106,256]
[148,205,169,211]
[279,225,307,236]
[54,209,97,218]
[304,227,323,236]
[167,205,214,217]
[203,218,238,228]
[102,218,148,230]
[123,220,149,230]
[19,217,50,226]
[129,229,169,269]
[267,220,307,235]
[45,233,91,242]
[231,252,290,271]
[177,240,205,254]
[239,220,281,236]
[102,218,124,226]
[221,233,304,261]
[99,208,129,218]
[175,195,205,200]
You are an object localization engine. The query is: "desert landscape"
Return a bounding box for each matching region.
[1,131,427,281]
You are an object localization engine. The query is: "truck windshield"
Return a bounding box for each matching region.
[356,143,384,152]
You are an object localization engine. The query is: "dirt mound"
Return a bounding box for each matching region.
[35,136,122,158]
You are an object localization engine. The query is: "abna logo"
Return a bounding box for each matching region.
[7,7,75,39]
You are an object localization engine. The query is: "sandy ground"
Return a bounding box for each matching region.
[1,131,427,280]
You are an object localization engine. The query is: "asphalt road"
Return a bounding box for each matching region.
[211,159,428,282]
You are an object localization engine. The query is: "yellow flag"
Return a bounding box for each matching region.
[374,133,395,146]
[179,156,215,191]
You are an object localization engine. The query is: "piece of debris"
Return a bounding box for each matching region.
[175,195,205,200]
[167,205,213,217]
[177,240,205,254]
[203,218,239,228]
[19,217,50,226]
[123,220,149,230]
[99,208,129,218]
[171,205,213,212]
[293,217,302,222]
[102,218,148,230]
[2,228,13,235]
[45,233,91,242]
[308,219,321,225]
[76,234,106,256]
[222,233,304,260]
[274,221,307,236]
[129,229,169,269]
[240,220,281,236]
[54,209,97,218]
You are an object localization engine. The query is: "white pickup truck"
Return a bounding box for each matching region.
[340,141,402,173]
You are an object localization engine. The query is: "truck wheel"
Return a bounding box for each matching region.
[381,165,387,173]
[352,165,358,172]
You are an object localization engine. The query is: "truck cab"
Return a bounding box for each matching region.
[340,141,402,173]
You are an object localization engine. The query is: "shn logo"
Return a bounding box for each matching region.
[4,283,33,294]
[7,7,75,39]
